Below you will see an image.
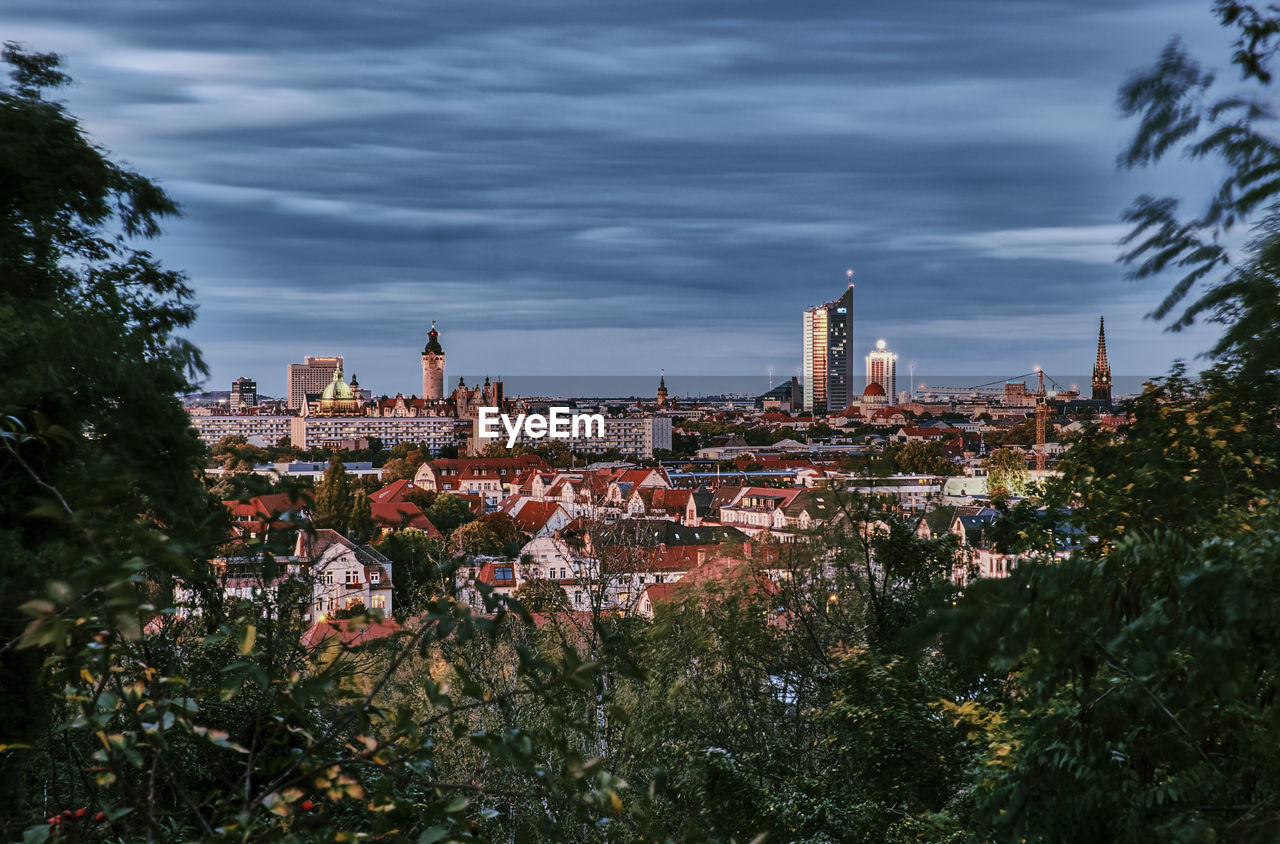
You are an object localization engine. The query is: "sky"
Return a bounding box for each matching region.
[5,0,1241,396]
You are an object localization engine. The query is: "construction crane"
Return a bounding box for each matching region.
[1035,369,1049,472]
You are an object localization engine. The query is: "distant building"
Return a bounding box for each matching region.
[865,339,897,399]
[230,377,257,411]
[1092,316,1112,402]
[756,376,802,412]
[802,279,854,413]
[287,356,343,410]
[656,371,668,407]
[421,321,445,401]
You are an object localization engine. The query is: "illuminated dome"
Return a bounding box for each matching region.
[318,364,361,415]
[862,382,887,404]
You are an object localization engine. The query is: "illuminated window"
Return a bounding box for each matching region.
[372,596,386,609]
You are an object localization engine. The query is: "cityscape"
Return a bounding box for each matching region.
[4,1,1279,842]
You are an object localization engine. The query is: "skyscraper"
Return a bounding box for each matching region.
[1091,316,1111,402]
[865,339,897,400]
[422,321,445,401]
[230,376,258,411]
[802,279,854,412]
[286,356,343,410]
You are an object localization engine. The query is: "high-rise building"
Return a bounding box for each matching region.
[287,356,343,411]
[865,339,897,400]
[422,321,445,401]
[802,279,854,412]
[1091,316,1111,402]
[230,377,257,411]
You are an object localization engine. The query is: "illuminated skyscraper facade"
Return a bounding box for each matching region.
[802,282,854,412]
[865,339,897,400]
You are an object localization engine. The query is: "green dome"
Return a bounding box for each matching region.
[321,365,355,401]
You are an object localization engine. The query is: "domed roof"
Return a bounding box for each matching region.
[321,365,356,401]
[863,382,886,397]
[424,321,444,355]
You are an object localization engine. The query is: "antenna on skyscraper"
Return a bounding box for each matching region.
[846,268,854,287]
[768,366,773,390]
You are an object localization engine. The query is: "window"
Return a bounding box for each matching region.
[345,570,359,585]
[370,570,380,584]
[574,591,582,606]
[494,564,514,581]
[559,567,566,579]
[371,595,386,609]
[323,572,334,585]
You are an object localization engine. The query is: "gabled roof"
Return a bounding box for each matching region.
[508,500,568,534]
[296,529,394,584]
[301,617,401,650]
[370,501,440,536]
[371,479,418,503]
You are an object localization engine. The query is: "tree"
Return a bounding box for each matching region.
[377,528,449,614]
[0,44,221,832]
[982,447,1029,497]
[476,511,523,554]
[511,577,569,614]
[426,493,475,535]
[448,519,503,558]
[347,489,374,543]
[1114,3,1280,387]
[312,457,352,531]
[877,440,961,477]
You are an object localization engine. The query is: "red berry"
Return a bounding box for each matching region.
[47,816,60,826]
[301,800,314,811]
[73,808,87,820]
[93,811,106,822]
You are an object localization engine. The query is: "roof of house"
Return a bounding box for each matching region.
[370,500,440,536]
[301,617,401,650]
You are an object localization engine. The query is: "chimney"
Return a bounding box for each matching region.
[696,548,706,565]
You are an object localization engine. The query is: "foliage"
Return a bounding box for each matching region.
[426,493,476,536]
[982,447,1030,497]
[312,458,352,532]
[448,520,504,558]
[0,44,221,834]
[347,489,374,544]
[377,528,449,616]
[876,440,962,477]
[511,578,569,614]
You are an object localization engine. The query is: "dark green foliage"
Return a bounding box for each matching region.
[313,458,352,531]
[0,44,220,835]
[426,493,475,535]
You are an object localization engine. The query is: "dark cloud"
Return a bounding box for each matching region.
[4,0,1230,395]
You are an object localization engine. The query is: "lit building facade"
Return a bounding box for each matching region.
[230,377,258,411]
[286,356,343,410]
[802,282,854,412]
[865,339,897,399]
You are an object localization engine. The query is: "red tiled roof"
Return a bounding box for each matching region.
[301,618,401,649]
[370,501,440,535]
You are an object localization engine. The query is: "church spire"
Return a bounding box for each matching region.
[657,369,668,407]
[1091,316,1112,403]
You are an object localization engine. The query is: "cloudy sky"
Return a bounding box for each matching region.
[7,1,1236,396]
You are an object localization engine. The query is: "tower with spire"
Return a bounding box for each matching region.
[657,370,668,407]
[421,320,445,401]
[1092,316,1112,402]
